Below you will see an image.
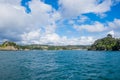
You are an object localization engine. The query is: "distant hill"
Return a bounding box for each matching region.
[0,41,30,51]
[23,44,89,50]
[0,41,19,50]
[0,41,89,51]
[88,34,120,51]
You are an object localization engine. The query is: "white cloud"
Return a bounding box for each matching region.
[0,2,30,38]
[21,29,95,45]
[40,33,60,45]
[77,15,89,23]
[107,30,115,36]
[0,0,95,45]
[74,22,107,32]
[74,18,120,39]
[21,29,41,43]
[108,18,120,29]
[107,19,120,37]
[68,20,75,25]
[59,0,112,18]
[0,0,20,5]
[0,0,61,44]
[0,0,119,45]
[39,35,95,45]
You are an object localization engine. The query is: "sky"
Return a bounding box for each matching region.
[0,0,120,45]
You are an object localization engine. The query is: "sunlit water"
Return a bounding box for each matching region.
[0,50,120,80]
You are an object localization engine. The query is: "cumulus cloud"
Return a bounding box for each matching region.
[77,16,89,23]
[21,29,41,44]
[0,0,61,44]
[0,0,95,45]
[74,22,107,32]
[107,30,115,36]
[21,29,95,45]
[38,35,95,45]
[74,18,120,33]
[0,0,21,5]
[59,0,112,18]
[0,1,30,41]
[108,18,120,29]
[106,30,120,38]
[1,0,119,45]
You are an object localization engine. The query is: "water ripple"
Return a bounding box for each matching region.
[0,50,120,80]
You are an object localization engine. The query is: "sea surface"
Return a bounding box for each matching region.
[0,50,120,80]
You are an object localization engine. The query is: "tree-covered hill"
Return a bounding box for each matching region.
[0,41,29,50]
[0,41,19,50]
[88,34,120,51]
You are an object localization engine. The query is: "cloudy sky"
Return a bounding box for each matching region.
[0,0,120,45]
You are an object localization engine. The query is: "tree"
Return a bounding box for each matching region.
[107,34,112,38]
[88,34,120,51]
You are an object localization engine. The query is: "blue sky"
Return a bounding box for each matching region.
[0,0,120,45]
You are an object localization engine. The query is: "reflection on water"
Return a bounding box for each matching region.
[0,50,120,80]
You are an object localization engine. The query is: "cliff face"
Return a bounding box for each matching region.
[0,46,18,51]
[88,34,120,51]
[0,41,19,51]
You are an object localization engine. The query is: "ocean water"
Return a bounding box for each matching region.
[0,50,120,80]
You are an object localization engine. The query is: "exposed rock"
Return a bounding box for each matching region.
[0,46,18,51]
[0,41,19,51]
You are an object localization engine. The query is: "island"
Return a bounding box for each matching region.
[88,34,120,51]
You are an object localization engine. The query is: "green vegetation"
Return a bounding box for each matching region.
[1,35,120,51]
[88,34,120,51]
[0,41,89,50]
[0,41,29,50]
[1,41,17,47]
[22,45,88,50]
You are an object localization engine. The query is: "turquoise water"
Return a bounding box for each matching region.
[0,50,120,80]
